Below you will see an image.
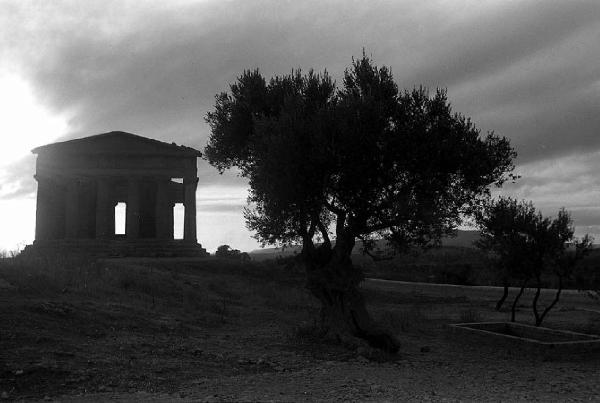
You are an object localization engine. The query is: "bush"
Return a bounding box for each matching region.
[215,245,250,261]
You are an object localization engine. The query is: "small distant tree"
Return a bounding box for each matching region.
[476,197,593,326]
[215,244,249,261]
[205,54,516,351]
[475,198,539,319]
[532,215,592,326]
[215,244,234,257]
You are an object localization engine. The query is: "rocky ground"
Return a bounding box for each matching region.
[1,256,599,401]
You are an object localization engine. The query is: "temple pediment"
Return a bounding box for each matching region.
[32,131,201,157]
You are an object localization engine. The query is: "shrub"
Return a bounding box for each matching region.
[214,245,249,261]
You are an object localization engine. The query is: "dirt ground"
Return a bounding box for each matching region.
[1,256,599,402]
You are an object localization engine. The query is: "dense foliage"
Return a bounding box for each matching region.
[206,55,516,253]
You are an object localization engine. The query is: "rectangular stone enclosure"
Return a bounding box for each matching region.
[24,131,207,257]
[449,322,600,359]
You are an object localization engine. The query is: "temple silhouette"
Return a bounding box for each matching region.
[22,131,207,257]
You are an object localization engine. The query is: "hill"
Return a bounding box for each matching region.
[249,230,481,259]
[0,255,599,400]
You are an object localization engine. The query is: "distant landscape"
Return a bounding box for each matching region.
[250,230,600,290]
[249,230,482,257]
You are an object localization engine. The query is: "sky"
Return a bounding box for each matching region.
[0,0,599,253]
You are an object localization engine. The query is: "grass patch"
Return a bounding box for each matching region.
[373,304,430,333]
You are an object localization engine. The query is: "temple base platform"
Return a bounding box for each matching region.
[21,238,209,258]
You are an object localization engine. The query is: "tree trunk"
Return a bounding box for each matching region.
[496,279,509,311]
[532,275,542,326]
[303,235,400,353]
[511,279,528,322]
[535,276,563,327]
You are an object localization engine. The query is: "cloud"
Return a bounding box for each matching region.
[3,0,596,161]
[198,203,245,214]
[1,0,599,247]
[496,150,600,237]
[0,155,36,200]
[399,2,600,88]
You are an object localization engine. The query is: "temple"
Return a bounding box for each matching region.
[22,131,207,257]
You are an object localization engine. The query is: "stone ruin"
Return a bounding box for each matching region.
[22,131,208,257]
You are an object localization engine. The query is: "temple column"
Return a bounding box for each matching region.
[167,201,174,239]
[95,178,113,239]
[155,178,173,239]
[126,179,140,239]
[65,180,80,238]
[34,176,51,240]
[183,176,198,243]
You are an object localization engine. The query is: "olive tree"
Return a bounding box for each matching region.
[476,197,593,326]
[475,198,540,318]
[205,54,516,351]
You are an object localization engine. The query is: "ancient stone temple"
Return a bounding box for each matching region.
[23,131,207,257]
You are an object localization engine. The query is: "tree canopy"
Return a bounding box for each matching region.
[204,54,516,352]
[206,55,516,254]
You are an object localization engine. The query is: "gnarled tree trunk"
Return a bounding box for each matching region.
[303,234,400,353]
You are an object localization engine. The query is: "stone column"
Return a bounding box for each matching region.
[155,178,173,239]
[167,201,174,239]
[183,176,198,243]
[95,178,112,239]
[34,176,51,240]
[126,179,141,239]
[65,180,80,238]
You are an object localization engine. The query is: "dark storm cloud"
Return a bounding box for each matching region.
[2,0,599,200]
[399,1,599,88]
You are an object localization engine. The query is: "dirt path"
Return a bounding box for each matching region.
[53,331,600,402]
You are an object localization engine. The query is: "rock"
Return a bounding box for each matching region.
[1,391,8,399]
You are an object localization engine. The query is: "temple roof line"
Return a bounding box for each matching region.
[32,131,202,157]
